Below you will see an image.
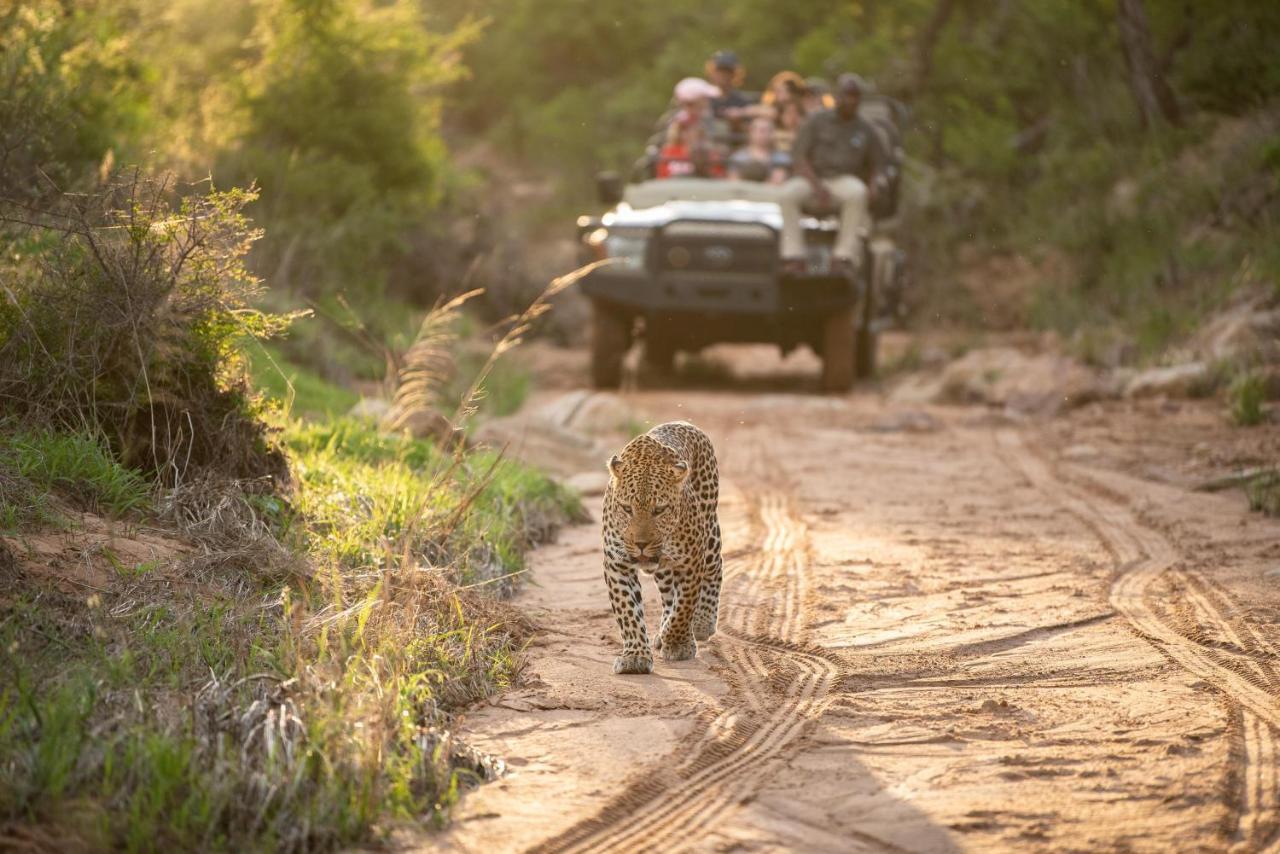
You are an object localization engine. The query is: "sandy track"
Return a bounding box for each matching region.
[435,365,1280,853]
[534,491,839,853]
[998,429,1280,851]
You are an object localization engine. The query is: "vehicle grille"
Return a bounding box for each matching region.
[653,222,777,275]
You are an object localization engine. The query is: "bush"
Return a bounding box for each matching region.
[0,1,147,200]
[223,0,476,300]
[0,172,291,484]
[1228,370,1267,426]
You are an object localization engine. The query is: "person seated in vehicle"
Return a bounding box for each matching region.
[727,117,789,183]
[774,99,806,155]
[754,71,806,116]
[656,77,726,179]
[779,73,885,277]
[704,50,755,142]
[744,70,808,153]
[802,76,834,113]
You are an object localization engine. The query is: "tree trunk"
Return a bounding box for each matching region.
[1116,0,1181,128]
[911,0,958,95]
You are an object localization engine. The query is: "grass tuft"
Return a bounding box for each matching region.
[1245,471,1280,517]
[0,430,150,519]
[1228,370,1267,426]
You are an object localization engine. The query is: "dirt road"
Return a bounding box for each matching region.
[438,348,1280,852]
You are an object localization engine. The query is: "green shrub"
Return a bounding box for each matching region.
[1246,471,1280,517]
[1228,370,1267,426]
[0,1,147,199]
[223,0,476,299]
[0,173,291,483]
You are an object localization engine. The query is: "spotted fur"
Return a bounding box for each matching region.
[602,421,722,675]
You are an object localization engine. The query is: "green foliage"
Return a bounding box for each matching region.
[0,1,148,198]
[250,342,362,420]
[0,431,150,517]
[222,0,478,298]
[444,0,1280,349]
[0,174,290,481]
[0,408,581,848]
[1228,370,1267,427]
[1246,471,1280,517]
[284,417,579,578]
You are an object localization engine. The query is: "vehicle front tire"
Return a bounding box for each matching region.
[591,302,630,389]
[855,327,878,380]
[854,249,878,380]
[820,308,855,393]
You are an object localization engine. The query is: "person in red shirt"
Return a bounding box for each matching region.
[657,78,725,179]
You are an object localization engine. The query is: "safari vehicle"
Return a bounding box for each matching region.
[575,96,907,393]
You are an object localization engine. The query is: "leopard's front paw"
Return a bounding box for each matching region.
[661,638,697,661]
[692,616,717,641]
[613,652,654,675]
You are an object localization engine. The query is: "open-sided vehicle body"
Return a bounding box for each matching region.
[576,96,907,392]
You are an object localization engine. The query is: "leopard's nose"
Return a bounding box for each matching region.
[634,539,653,554]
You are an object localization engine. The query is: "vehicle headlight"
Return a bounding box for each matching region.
[600,227,650,271]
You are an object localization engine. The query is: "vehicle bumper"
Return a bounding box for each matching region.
[580,269,859,317]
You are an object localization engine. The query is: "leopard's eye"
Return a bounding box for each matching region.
[654,505,669,516]
[620,503,634,515]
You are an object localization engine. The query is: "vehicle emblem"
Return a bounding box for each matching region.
[667,246,692,268]
[704,245,734,268]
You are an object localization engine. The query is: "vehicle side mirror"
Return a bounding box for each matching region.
[596,171,624,206]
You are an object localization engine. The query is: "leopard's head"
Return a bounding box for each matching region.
[607,435,689,567]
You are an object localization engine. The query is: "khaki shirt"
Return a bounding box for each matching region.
[792,109,882,181]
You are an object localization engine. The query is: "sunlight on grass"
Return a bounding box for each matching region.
[0,407,581,849]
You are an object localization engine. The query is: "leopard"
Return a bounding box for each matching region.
[601,420,722,675]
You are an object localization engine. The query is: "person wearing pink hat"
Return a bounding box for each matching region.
[656,78,724,179]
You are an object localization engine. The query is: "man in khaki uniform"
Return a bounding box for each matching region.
[780,73,884,276]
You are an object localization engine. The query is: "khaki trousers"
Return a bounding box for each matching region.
[778,175,869,261]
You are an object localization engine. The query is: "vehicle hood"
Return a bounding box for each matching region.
[603,199,784,230]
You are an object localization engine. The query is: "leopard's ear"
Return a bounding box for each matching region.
[608,454,623,479]
[671,459,690,481]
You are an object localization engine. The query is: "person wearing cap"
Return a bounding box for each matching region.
[779,72,885,276]
[704,50,754,126]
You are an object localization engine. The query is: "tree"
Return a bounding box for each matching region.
[911,0,958,95]
[1116,0,1181,128]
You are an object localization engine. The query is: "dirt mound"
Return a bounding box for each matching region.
[954,245,1073,330]
[1186,289,1280,366]
[890,346,1104,414]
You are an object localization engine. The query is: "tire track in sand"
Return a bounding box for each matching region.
[997,430,1280,851]
[530,489,839,854]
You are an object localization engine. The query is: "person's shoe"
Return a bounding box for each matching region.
[782,258,807,276]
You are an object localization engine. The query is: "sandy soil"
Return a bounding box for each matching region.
[435,345,1280,853]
